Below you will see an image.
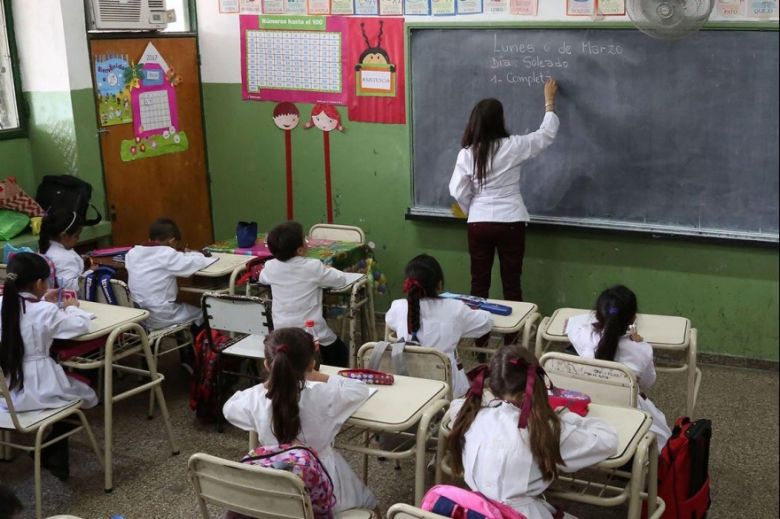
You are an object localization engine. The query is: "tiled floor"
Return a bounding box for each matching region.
[1,355,777,519]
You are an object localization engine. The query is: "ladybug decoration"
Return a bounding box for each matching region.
[354,21,397,97]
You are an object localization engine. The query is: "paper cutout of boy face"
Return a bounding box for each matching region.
[273,102,300,131]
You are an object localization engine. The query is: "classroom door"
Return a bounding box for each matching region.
[90,37,213,248]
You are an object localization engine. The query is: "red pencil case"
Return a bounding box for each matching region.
[548,387,591,416]
[338,369,394,385]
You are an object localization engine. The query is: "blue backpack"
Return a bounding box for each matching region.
[82,266,118,305]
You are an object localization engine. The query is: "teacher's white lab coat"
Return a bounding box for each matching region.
[565,312,672,448]
[125,245,213,330]
[44,241,85,291]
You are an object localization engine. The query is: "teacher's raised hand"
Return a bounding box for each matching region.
[544,78,558,112]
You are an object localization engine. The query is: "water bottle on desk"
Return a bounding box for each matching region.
[304,320,321,369]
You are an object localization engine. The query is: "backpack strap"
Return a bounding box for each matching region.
[390,340,409,376]
[367,340,392,371]
[84,204,102,226]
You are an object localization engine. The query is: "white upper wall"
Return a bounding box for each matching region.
[195,0,776,85]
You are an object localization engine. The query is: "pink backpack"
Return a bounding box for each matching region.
[421,485,527,519]
[239,444,336,519]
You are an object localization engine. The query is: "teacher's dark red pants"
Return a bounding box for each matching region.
[467,221,526,302]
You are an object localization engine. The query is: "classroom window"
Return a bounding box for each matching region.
[0,0,23,136]
[162,0,192,33]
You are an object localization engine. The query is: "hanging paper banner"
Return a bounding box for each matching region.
[331,0,355,13]
[456,0,483,14]
[286,0,308,13]
[485,0,509,14]
[347,17,405,124]
[404,0,431,14]
[241,15,348,104]
[510,0,537,14]
[308,0,331,14]
[567,0,594,15]
[355,0,380,14]
[95,54,133,127]
[716,0,746,15]
[432,0,456,14]
[748,0,777,16]
[380,0,404,15]
[240,0,262,11]
[219,0,240,12]
[596,0,624,15]
[262,0,286,13]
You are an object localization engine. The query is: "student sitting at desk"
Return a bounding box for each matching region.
[0,253,98,481]
[385,254,492,397]
[39,209,88,291]
[446,345,618,519]
[565,285,672,448]
[223,328,378,514]
[258,221,351,367]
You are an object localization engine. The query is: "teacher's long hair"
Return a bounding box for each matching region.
[461,98,510,189]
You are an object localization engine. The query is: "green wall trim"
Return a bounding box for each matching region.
[202,82,779,361]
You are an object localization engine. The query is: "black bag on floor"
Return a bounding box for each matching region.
[36,175,102,226]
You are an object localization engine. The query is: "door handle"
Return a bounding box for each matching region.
[109,204,117,222]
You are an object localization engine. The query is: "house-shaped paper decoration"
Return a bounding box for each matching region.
[131,43,179,139]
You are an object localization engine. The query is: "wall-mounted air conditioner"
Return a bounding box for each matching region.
[87,0,169,31]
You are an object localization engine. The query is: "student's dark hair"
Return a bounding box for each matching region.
[1,253,51,392]
[403,254,444,339]
[266,221,304,261]
[38,209,84,253]
[264,327,317,444]
[461,98,510,189]
[148,218,182,242]
[593,285,638,361]
[0,484,23,519]
[446,345,564,481]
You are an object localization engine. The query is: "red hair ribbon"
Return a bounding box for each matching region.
[466,364,489,399]
[508,357,543,429]
[403,278,423,294]
[276,345,289,354]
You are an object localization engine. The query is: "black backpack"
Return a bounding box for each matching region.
[35,175,102,226]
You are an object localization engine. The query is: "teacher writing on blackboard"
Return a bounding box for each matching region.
[449,79,559,339]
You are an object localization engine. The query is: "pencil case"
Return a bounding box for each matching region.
[547,387,591,416]
[338,368,394,385]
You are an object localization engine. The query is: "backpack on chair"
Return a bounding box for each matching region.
[422,485,527,519]
[82,266,119,305]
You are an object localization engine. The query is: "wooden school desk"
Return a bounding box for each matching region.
[436,403,661,519]
[386,299,541,351]
[178,252,255,296]
[535,308,701,417]
[321,365,450,505]
[59,301,179,492]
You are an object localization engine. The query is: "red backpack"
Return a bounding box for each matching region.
[657,417,712,518]
[189,329,232,423]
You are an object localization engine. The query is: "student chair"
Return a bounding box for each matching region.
[201,293,273,432]
[77,277,197,418]
[0,263,7,281]
[0,371,103,519]
[539,352,639,407]
[387,503,450,519]
[357,342,453,398]
[308,224,377,366]
[188,452,375,519]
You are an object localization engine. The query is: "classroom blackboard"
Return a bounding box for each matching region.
[408,26,779,242]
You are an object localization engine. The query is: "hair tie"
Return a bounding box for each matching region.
[403,278,423,294]
[63,212,78,233]
[6,272,17,281]
[466,364,489,399]
[276,345,288,353]
[607,307,619,315]
[517,363,537,429]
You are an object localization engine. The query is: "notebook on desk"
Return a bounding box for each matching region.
[331,272,365,291]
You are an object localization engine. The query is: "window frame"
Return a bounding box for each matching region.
[0,0,26,139]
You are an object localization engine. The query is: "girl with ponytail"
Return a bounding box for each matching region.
[565,285,672,448]
[445,345,618,519]
[39,209,87,291]
[223,328,377,513]
[385,254,492,397]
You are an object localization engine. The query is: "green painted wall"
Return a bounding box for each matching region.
[202,83,779,361]
[0,138,35,192]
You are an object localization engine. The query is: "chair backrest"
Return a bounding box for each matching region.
[77,277,134,308]
[388,503,450,519]
[357,342,453,397]
[0,368,23,431]
[0,263,7,281]
[188,452,314,519]
[308,224,365,244]
[202,293,273,336]
[540,352,639,407]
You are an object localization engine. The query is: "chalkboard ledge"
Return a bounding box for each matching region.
[405,207,779,247]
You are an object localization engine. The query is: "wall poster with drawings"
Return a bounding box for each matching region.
[120,42,189,162]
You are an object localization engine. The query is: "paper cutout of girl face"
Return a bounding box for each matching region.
[273,102,300,131]
[304,104,344,132]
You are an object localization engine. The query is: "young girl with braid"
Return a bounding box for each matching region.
[222,328,377,513]
[565,285,672,448]
[446,345,618,519]
[385,254,492,397]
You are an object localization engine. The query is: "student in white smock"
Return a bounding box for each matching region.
[39,210,86,291]
[223,328,378,514]
[565,284,672,449]
[258,221,351,367]
[0,253,98,480]
[125,218,214,330]
[385,254,492,397]
[446,345,618,519]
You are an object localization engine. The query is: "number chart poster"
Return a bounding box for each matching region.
[240,15,348,104]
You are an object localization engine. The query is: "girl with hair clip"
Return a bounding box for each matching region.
[223,328,378,514]
[565,285,672,448]
[0,253,98,480]
[39,209,87,291]
[446,345,618,519]
[385,254,492,397]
